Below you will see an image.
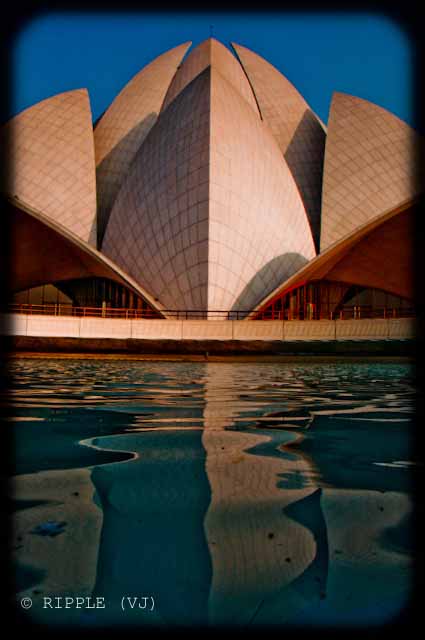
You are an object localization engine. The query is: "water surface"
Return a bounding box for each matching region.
[8,359,416,628]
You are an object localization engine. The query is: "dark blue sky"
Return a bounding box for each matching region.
[11,11,414,127]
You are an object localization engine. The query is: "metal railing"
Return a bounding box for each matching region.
[256,305,416,321]
[3,303,416,321]
[4,304,250,320]
[5,303,160,319]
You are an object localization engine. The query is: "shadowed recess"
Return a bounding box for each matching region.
[231,253,309,314]
[285,110,326,253]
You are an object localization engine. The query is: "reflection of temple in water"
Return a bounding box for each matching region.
[201,362,326,625]
[17,361,412,627]
[201,363,413,626]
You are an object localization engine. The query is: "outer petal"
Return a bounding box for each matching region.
[6,194,165,315]
[161,38,259,116]
[1,89,97,245]
[95,42,191,245]
[232,42,326,251]
[252,198,416,316]
[319,204,415,299]
[320,92,422,251]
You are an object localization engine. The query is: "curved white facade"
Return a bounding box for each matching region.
[208,68,316,311]
[7,194,165,314]
[320,92,421,251]
[161,38,259,116]
[232,42,326,250]
[2,89,97,245]
[102,67,211,311]
[103,65,316,313]
[95,42,191,245]
[5,38,419,316]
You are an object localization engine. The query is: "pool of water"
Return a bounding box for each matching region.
[7,358,417,629]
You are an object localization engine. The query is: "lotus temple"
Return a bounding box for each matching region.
[1,38,420,346]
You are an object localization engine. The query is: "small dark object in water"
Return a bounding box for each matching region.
[73,492,79,497]
[31,521,67,537]
[285,557,291,563]
[268,532,274,539]
[379,506,384,512]
[320,592,326,600]
[221,447,225,450]
[334,549,343,554]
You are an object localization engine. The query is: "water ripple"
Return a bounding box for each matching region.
[8,358,416,628]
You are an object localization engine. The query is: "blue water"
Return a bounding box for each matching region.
[8,359,416,629]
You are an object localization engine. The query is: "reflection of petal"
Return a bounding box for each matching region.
[250,488,329,625]
[203,431,318,625]
[12,468,102,603]
[201,361,322,625]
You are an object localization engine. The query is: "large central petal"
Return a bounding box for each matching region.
[102,63,315,313]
